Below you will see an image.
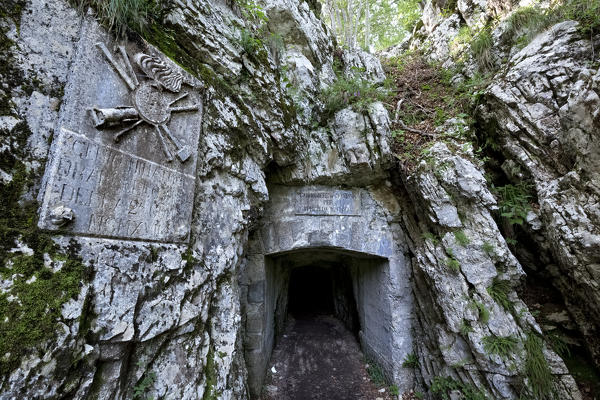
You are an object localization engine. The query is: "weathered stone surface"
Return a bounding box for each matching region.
[397,137,581,399]
[38,24,203,243]
[478,21,600,368]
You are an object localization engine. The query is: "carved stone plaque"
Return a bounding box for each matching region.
[39,28,202,243]
[294,189,360,216]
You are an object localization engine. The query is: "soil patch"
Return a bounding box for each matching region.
[261,314,394,400]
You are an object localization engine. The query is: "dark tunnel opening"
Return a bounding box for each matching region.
[286,264,360,338]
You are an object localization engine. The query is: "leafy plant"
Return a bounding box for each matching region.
[493,183,532,225]
[445,257,461,273]
[454,230,470,246]
[366,358,387,386]
[321,75,389,117]
[133,369,157,400]
[482,335,519,358]
[234,0,268,23]
[524,334,555,399]
[430,376,488,400]
[487,277,514,313]
[402,353,419,368]
[423,231,440,244]
[389,385,400,396]
[239,28,264,58]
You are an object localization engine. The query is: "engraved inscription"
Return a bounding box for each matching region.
[40,129,193,242]
[294,190,360,216]
[38,34,203,243]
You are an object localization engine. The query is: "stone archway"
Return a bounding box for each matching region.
[240,185,414,397]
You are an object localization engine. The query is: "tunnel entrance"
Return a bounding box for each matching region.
[261,261,388,400]
[286,264,360,340]
[288,265,335,317]
[241,247,406,398]
[240,185,414,398]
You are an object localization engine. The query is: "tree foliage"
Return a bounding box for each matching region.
[319,0,421,51]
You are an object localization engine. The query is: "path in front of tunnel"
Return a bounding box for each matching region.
[260,314,394,400]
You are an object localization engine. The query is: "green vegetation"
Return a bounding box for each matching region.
[444,248,461,273]
[546,331,570,358]
[0,115,90,378]
[487,277,513,313]
[502,0,600,52]
[72,0,161,36]
[366,358,387,386]
[422,231,440,244]
[430,376,488,400]
[319,0,421,51]
[482,335,519,358]
[445,257,461,273]
[454,230,470,246]
[524,334,554,399]
[460,320,474,336]
[402,353,419,368]
[493,183,532,225]
[389,385,400,396]
[469,301,490,324]
[320,72,389,117]
[481,241,495,256]
[470,27,493,72]
[202,348,218,400]
[133,367,157,400]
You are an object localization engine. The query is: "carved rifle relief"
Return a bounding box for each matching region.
[89,43,199,163]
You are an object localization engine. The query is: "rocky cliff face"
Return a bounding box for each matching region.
[1,0,598,399]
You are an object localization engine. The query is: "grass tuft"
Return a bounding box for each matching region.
[524,334,555,399]
[482,335,519,358]
[487,277,514,313]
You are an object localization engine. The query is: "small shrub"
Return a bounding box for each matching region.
[454,230,470,246]
[524,334,555,399]
[321,76,389,117]
[402,353,419,368]
[240,28,264,58]
[487,277,514,313]
[423,231,440,244]
[430,376,488,400]
[482,335,519,358]
[233,0,268,23]
[389,385,400,396]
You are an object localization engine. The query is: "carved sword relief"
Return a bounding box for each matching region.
[88,43,199,163]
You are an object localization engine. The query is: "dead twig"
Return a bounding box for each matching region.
[397,120,438,138]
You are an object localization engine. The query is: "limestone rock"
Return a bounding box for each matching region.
[478,20,600,367]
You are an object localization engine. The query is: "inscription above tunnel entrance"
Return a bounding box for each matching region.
[294,188,361,216]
